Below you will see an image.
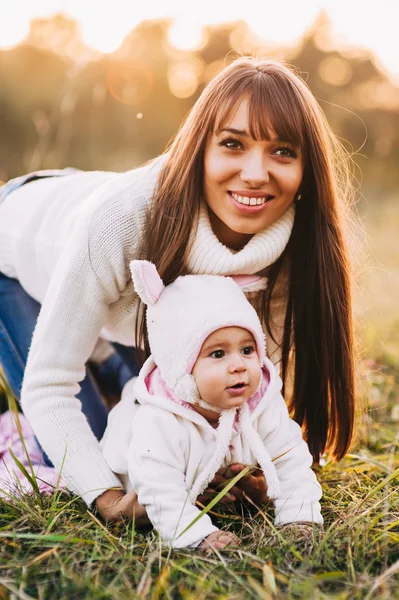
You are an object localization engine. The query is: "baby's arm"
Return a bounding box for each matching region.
[128,407,219,548]
[259,391,323,526]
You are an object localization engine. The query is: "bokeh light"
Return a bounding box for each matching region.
[319,56,353,86]
[106,59,153,104]
[167,17,206,52]
[167,58,204,98]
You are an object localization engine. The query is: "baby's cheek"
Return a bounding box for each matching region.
[252,368,262,391]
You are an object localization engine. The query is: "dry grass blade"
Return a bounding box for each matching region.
[364,559,399,600]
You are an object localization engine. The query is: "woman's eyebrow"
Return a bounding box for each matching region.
[219,127,249,137]
[218,127,296,145]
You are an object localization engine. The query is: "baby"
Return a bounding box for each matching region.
[100,260,323,549]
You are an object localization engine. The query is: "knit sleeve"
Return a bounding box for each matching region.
[20,181,149,506]
[128,407,219,548]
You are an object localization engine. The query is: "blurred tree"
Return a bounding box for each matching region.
[25,13,88,61]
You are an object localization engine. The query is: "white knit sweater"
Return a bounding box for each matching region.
[0,156,294,505]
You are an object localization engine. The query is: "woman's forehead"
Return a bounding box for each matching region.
[213,94,303,146]
[214,96,254,132]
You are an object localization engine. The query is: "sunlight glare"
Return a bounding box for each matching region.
[0,16,30,49]
[1,0,399,79]
[246,3,322,45]
[168,17,205,51]
[80,19,131,54]
[327,0,399,79]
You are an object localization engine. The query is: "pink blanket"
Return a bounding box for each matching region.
[0,410,64,499]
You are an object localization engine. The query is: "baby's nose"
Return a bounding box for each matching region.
[228,357,247,372]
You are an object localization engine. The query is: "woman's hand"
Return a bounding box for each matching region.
[95,489,149,525]
[198,463,269,506]
[223,463,269,505]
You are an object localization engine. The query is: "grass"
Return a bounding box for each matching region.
[0,359,399,599]
[1,197,398,598]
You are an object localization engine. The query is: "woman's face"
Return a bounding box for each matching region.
[203,96,304,249]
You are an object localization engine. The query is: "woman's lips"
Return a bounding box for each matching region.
[228,191,274,211]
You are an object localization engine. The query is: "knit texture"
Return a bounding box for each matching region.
[0,157,294,505]
[187,203,295,277]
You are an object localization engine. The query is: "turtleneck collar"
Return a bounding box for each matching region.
[186,203,295,282]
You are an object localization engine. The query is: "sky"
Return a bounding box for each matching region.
[1,0,398,80]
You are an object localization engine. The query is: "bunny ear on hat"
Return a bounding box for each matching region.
[130,260,164,306]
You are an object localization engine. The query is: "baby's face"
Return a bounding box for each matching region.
[192,326,261,410]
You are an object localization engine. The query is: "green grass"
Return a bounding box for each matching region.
[0,360,399,599]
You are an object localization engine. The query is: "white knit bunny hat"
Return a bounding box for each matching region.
[130,260,281,499]
[130,260,267,406]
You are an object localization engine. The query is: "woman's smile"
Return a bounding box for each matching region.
[228,190,274,210]
[203,96,304,249]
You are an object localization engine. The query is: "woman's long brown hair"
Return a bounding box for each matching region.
[136,57,355,462]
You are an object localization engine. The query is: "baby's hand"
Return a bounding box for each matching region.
[199,531,240,553]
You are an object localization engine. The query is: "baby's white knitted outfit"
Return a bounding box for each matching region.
[101,262,322,548]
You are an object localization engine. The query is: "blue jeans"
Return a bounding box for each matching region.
[0,272,139,464]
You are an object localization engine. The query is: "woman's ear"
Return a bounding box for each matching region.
[129,260,165,306]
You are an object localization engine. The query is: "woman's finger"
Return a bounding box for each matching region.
[210,473,227,487]
[222,464,245,479]
[197,490,235,505]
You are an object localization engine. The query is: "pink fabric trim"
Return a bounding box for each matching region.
[230,274,262,287]
[145,365,270,417]
[145,366,195,411]
[0,411,65,498]
[247,367,270,412]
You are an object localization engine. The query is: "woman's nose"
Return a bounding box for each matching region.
[240,151,270,187]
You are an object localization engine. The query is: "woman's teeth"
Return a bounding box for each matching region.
[230,192,272,206]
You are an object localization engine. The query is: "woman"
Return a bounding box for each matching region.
[0,57,354,521]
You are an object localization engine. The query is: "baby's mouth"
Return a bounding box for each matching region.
[227,382,247,390]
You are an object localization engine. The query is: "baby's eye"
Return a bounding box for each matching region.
[219,137,243,150]
[242,345,256,356]
[210,349,225,359]
[273,146,298,159]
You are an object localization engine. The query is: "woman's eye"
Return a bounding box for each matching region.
[273,146,298,159]
[210,349,225,359]
[242,346,255,356]
[219,138,243,150]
